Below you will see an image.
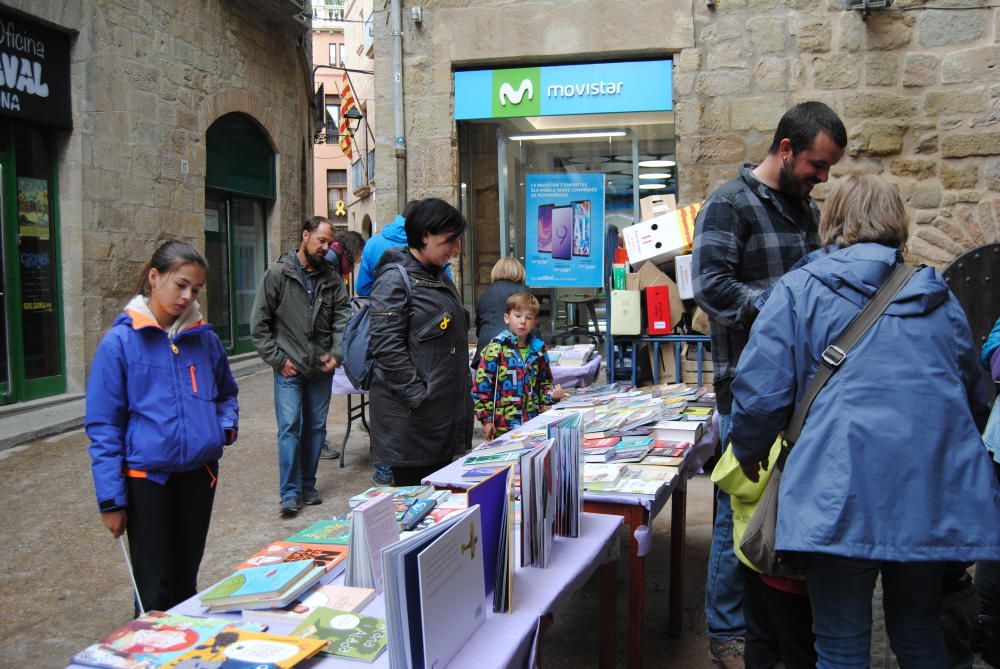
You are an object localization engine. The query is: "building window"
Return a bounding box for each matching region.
[324,95,340,138]
[328,43,337,66]
[338,43,345,67]
[327,169,347,218]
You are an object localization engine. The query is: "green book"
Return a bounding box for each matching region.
[291,607,387,662]
[284,518,353,545]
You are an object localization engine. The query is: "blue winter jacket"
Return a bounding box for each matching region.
[86,300,239,512]
[355,215,452,296]
[731,243,1000,561]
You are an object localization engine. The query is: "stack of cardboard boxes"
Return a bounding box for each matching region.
[611,194,712,388]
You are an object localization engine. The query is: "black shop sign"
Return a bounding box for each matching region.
[0,9,71,129]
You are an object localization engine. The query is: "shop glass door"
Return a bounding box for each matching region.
[204,190,266,354]
[0,122,66,403]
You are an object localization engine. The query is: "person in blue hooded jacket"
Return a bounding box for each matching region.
[354,205,453,298]
[731,175,1000,668]
[86,241,239,614]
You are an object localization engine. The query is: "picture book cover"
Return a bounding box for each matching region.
[283,519,353,545]
[242,584,376,627]
[463,450,525,466]
[583,436,620,450]
[71,611,264,669]
[200,560,315,605]
[291,607,387,662]
[237,541,348,574]
[348,485,432,508]
[160,629,326,668]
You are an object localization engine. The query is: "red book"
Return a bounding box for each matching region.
[583,437,621,450]
[645,285,672,335]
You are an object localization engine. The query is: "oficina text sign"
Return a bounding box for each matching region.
[0,9,72,129]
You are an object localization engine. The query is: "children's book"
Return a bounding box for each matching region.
[237,541,348,574]
[283,519,353,545]
[463,450,526,466]
[71,611,264,669]
[462,465,511,479]
[582,463,626,487]
[344,492,399,593]
[348,485,434,508]
[200,561,325,612]
[291,607,388,662]
[242,584,376,627]
[160,629,327,668]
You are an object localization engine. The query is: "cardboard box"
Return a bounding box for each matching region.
[640,194,676,222]
[623,201,702,267]
[610,290,642,335]
[645,286,672,335]
[674,254,694,300]
[626,261,683,327]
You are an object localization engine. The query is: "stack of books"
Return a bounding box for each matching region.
[549,343,596,367]
[199,559,325,613]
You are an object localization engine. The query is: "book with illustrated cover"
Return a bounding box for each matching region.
[71,611,264,669]
[283,518,353,545]
[291,607,387,662]
[242,584,376,627]
[348,485,433,508]
[237,541,348,574]
[160,629,326,668]
[200,561,324,612]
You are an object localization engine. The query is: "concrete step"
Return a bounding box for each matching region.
[0,353,269,452]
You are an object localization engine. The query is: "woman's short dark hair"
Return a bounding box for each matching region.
[404,198,467,249]
[135,240,208,297]
[768,101,847,155]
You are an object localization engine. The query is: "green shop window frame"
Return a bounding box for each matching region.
[205,113,275,355]
[0,121,66,403]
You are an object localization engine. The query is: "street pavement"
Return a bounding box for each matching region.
[0,368,963,668]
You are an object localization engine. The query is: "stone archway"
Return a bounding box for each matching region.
[909,198,1000,271]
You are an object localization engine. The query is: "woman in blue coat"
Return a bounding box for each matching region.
[86,241,239,614]
[730,175,1000,667]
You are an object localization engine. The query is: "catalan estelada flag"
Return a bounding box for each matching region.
[338,71,356,160]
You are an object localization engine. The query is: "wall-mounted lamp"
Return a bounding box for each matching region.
[845,0,893,20]
[411,6,423,24]
[343,106,364,136]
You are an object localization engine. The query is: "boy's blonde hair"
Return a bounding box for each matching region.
[491,256,526,283]
[506,291,539,315]
[819,175,909,251]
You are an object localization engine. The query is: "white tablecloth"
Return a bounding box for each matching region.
[67,514,621,669]
[551,354,602,389]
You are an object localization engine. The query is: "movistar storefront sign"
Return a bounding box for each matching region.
[455,60,671,120]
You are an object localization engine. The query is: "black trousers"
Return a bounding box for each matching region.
[742,564,817,669]
[125,462,218,615]
[391,462,450,487]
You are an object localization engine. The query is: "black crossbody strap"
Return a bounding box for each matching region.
[784,262,917,445]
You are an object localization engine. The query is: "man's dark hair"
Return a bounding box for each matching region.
[404,198,467,249]
[768,101,847,155]
[301,215,333,234]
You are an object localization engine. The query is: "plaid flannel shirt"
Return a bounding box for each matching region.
[692,164,820,413]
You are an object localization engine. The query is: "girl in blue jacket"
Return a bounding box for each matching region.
[86,241,239,614]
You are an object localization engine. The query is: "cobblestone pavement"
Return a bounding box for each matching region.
[0,369,986,667]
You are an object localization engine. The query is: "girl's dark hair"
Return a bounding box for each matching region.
[134,240,209,297]
[335,229,365,264]
[404,198,467,249]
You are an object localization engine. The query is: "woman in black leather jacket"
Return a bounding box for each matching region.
[368,198,473,485]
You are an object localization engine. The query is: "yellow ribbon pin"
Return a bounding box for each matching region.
[439,315,451,330]
[334,199,346,216]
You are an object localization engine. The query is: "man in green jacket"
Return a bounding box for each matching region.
[251,216,352,516]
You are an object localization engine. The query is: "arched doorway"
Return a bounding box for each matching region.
[204,112,275,354]
[361,214,373,239]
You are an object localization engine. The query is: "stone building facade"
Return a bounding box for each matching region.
[7,0,315,403]
[370,0,999,316]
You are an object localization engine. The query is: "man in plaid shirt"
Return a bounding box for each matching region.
[693,101,846,668]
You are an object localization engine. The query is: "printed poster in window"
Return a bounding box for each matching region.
[17,178,50,240]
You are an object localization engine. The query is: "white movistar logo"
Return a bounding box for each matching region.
[498,79,534,106]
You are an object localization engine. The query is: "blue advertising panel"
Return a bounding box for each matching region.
[525,173,605,288]
[454,60,672,120]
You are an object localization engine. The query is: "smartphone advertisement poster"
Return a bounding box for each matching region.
[525,173,605,288]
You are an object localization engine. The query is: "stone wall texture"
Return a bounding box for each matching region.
[678,0,1000,271]
[374,0,1000,285]
[13,0,313,389]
